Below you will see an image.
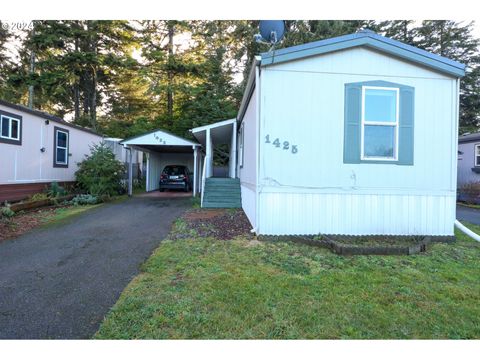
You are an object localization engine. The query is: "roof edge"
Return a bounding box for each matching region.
[237,56,261,123]
[0,99,102,137]
[121,128,200,147]
[260,31,465,78]
[190,118,236,134]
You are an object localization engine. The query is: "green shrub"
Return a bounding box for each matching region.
[1,204,15,218]
[29,193,49,202]
[47,182,67,198]
[70,194,99,206]
[75,142,126,197]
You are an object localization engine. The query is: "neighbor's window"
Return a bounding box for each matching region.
[0,115,21,141]
[475,144,480,167]
[361,86,399,160]
[54,127,69,167]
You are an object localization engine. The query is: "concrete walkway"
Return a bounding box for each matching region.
[0,196,190,339]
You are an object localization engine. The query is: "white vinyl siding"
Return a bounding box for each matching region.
[257,47,458,236]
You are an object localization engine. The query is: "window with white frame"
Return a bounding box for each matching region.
[0,115,21,141]
[475,144,480,167]
[361,86,399,160]
[54,127,69,167]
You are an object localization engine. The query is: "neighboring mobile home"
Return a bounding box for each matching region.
[194,30,465,237]
[457,132,480,202]
[0,99,102,202]
[457,132,480,185]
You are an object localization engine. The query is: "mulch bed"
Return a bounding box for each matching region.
[180,208,253,240]
[0,205,70,243]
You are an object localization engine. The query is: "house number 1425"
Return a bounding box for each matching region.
[265,135,298,154]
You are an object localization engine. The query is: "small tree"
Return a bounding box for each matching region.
[75,142,126,197]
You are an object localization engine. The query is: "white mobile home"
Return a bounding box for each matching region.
[194,30,465,236]
[0,100,103,202]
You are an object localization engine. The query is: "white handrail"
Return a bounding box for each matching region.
[200,155,209,207]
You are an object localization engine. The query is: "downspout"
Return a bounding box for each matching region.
[455,220,480,242]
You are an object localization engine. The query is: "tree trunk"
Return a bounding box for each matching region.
[28,24,36,109]
[87,21,97,130]
[167,21,174,128]
[73,34,80,121]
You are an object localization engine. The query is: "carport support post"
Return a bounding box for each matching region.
[193,146,198,197]
[128,147,133,197]
[206,128,213,178]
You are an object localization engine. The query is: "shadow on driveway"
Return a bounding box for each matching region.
[0,196,190,339]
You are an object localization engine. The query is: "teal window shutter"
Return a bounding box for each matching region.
[343,83,362,164]
[398,86,415,165]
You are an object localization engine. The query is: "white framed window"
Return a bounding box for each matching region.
[54,127,69,167]
[475,144,480,167]
[361,86,399,161]
[0,115,21,141]
[238,123,244,168]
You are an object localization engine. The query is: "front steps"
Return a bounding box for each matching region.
[202,178,241,208]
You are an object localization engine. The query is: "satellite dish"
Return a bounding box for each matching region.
[256,20,285,45]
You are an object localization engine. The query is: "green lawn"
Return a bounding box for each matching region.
[95,224,480,339]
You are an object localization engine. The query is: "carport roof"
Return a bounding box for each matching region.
[190,118,236,146]
[121,129,200,148]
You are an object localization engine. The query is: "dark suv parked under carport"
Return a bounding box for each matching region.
[159,165,193,192]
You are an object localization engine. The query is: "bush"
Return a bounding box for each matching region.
[75,142,126,197]
[1,204,15,218]
[459,182,480,204]
[47,182,67,198]
[29,193,49,202]
[70,194,99,206]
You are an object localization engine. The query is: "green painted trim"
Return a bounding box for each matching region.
[343,80,415,166]
[261,33,465,78]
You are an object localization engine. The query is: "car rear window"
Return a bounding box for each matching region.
[163,166,185,175]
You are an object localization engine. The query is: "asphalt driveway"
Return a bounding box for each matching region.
[457,204,480,226]
[0,195,190,339]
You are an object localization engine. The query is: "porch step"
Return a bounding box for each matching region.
[203,178,241,209]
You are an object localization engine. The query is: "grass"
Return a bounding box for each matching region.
[40,204,103,227]
[457,202,480,209]
[95,224,480,339]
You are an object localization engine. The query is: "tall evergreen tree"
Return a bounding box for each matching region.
[416,21,480,130]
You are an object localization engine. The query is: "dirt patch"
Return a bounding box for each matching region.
[180,208,253,240]
[183,209,225,221]
[0,205,70,243]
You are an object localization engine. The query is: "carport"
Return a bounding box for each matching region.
[121,129,202,196]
